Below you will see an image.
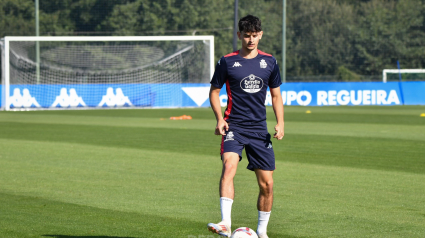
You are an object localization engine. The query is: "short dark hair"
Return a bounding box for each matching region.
[238,15,262,33]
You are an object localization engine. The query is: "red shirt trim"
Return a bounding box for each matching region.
[258,50,272,57]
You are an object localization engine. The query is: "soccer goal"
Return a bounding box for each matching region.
[382,69,425,83]
[1,36,214,111]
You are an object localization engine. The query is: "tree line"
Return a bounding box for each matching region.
[1,0,424,81]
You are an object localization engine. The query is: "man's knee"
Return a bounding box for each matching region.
[221,153,239,180]
[221,163,237,181]
[222,153,239,171]
[259,179,274,194]
[223,161,236,172]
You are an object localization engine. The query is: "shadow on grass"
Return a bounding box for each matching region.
[43,236,138,238]
[43,234,312,238]
[268,232,312,238]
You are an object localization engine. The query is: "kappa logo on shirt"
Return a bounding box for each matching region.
[224,131,235,142]
[232,62,242,67]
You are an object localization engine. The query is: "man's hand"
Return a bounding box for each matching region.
[215,119,229,135]
[273,123,284,140]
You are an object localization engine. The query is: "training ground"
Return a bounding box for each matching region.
[0,106,424,237]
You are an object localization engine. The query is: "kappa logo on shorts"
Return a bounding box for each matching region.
[267,142,273,149]
[224,131,234,142]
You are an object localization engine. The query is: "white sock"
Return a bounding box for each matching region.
[220,197,233,226]
[257,211,271,235]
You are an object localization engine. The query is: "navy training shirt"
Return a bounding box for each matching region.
[210,50,282,133]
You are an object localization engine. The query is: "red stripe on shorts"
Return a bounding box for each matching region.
[220,134,225,155]
[223,79,232,121]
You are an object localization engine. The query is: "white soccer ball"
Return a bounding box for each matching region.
[230,227,258,238]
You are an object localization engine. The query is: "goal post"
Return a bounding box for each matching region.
[382,69,425,83]
[1,36,214,111]
[1,39,4,110]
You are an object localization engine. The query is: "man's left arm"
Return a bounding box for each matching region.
[270,86,284,140]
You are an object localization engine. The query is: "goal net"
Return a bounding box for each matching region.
[382,69,425,83]
[1,36,214,110]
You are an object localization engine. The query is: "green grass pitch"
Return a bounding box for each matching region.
[0,106,424,238]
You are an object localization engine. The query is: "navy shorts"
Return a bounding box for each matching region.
[220,129,275,171]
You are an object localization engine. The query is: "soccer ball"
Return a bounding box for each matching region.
[230,227,258,238]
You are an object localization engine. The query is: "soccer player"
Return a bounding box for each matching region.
[207,15,284,238]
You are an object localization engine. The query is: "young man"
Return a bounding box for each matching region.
[207,15,284,238]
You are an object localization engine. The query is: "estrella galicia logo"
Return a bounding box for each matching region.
[240,74,264,93]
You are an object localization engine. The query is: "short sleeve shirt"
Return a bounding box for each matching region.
[210,50,282,133]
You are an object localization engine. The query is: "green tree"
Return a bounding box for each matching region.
[2,0,424,80]
[354,0,425,74]
[102,0,235,61]
[0,0,34,37]
[286,0,357,77]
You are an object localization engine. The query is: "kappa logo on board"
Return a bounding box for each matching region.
[9,88,41,108]
[51,88,86,108]
[98,87,133,107]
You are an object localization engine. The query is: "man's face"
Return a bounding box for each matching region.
[238,31,263,51]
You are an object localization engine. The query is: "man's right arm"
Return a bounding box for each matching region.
[209,85,228,135]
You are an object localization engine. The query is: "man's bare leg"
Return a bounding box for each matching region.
[255,169,274,237]
[219,152,240,224]
[207,152,239,237]
[220,152,240,199]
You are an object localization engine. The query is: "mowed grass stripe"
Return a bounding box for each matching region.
[0,192,207,238]
[279,121,425,141]
[0,139,222,216]
[0,121,220,156]
[0,139,424,237]
[0,113,215,131]
[1,114,424,142]
[277,105,425,116]
[9,105,425,117]
[281,111,425,126]
[276,106,425,126]
[275,134,425,174]
[1,121,424,174]
[2,105,424,126]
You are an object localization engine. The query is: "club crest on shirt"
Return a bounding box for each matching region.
[224,131,234,142]
[260,59,267,68]
[240,74,264,93]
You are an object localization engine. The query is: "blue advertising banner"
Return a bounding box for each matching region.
[4,83,210,109]
[219,82,424,106]
[1,82,424,109]
[400,82,425,105]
